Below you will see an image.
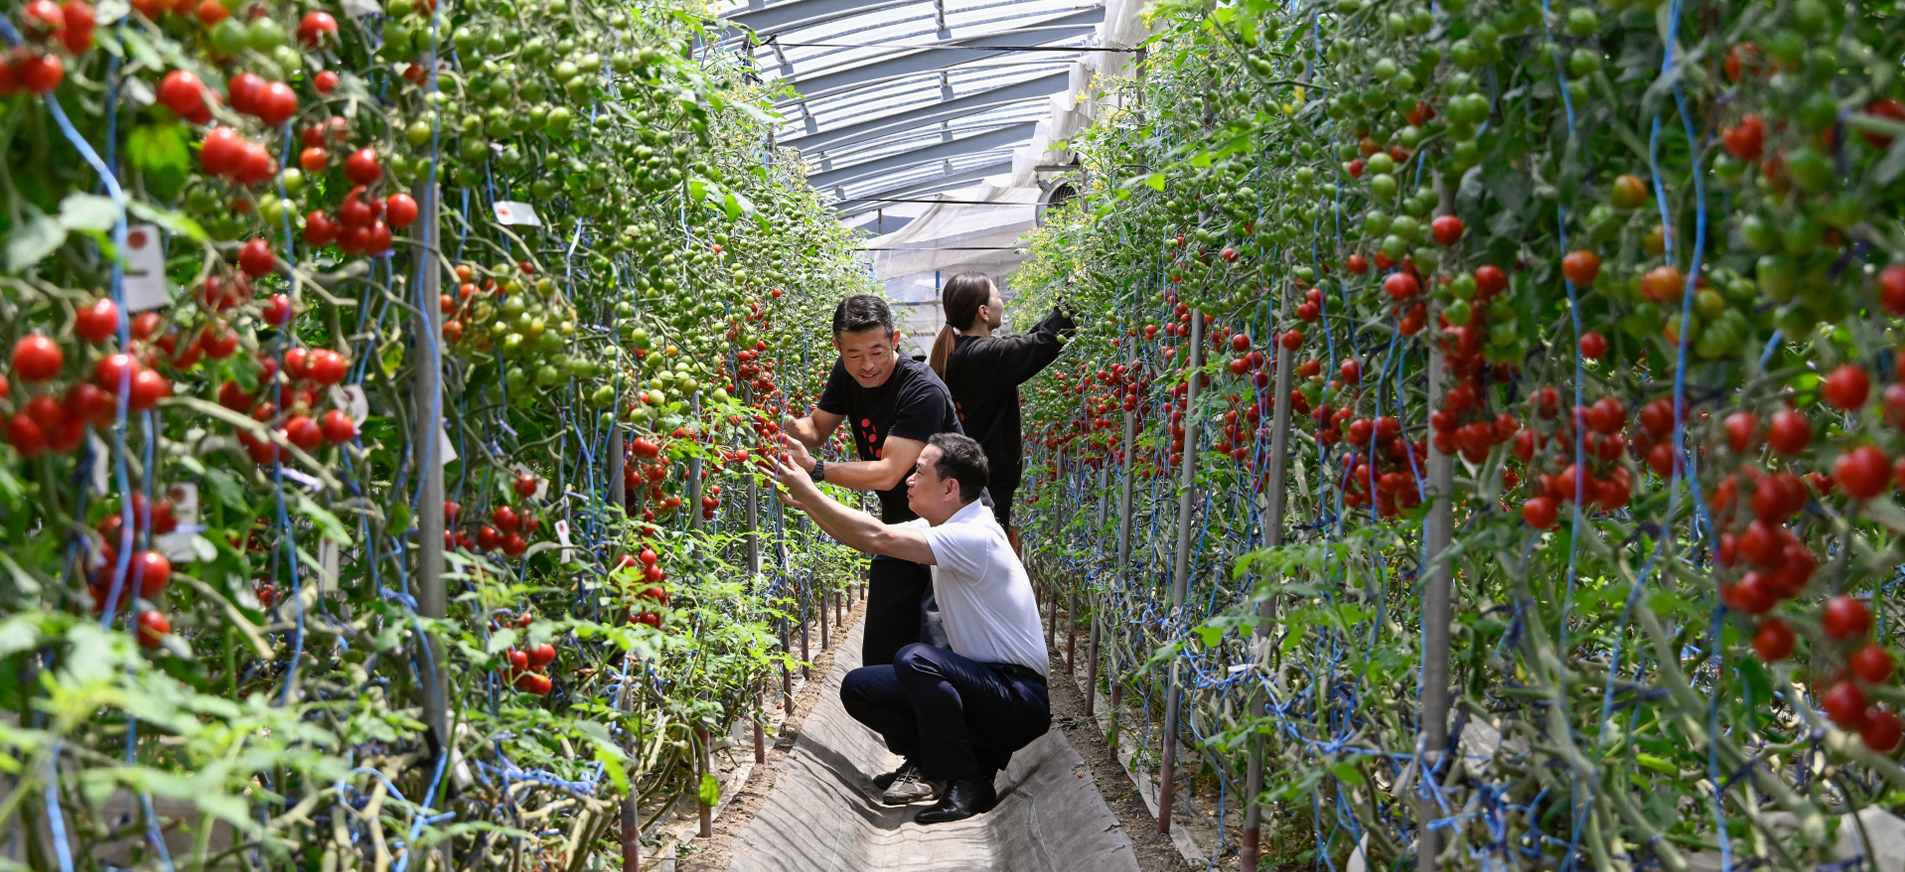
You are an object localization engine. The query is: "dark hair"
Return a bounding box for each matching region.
[832,294,894,337]
[928,272,995,378]
[927,433,989,505]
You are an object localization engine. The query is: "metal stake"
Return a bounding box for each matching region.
[1160,309,1204,835]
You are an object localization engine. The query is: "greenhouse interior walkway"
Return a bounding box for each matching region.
[723,622,1141,872]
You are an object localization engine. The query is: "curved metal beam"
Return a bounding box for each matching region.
[780,8,1105,102]
[808,121,1034,190]
[832,159,1016,215]
[721,0,914,40]
[785,71,1067,154]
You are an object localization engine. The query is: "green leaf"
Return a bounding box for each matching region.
[293,493,351,546]
[596,744,629,792]
[722,191,743,220]
[58,193,120,233]
[0,614,41,659]
[697,772,720,807]
[6,208,67,272]
[1145,172,1166,192]
[201,468,247,512]
[127,201,209,242]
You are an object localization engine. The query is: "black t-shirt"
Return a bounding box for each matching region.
[944,307,1077,493]
[816,354,962,524]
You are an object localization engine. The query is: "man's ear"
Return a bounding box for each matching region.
[832,336,843,354]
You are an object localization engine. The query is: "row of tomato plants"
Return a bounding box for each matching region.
[1012,0,1905,867]
[0,0,873,867]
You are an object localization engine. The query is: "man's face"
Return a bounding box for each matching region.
[985,285,1004,330]
[835,328,899,388]
[906,445,949,513]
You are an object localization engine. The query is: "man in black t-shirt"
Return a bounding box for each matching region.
[780,295,962,671]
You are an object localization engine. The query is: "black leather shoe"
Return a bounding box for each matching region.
[914,779,996,824]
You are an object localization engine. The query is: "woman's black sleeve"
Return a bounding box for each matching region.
[994,307,1078,385]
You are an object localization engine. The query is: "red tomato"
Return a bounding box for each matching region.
[133,550,170,597]
[1834,445,1890,499]
[1431,215,1465,246]
[1767,410,1811,454]
[1382,272,1419,300]
[1824,681,1869,728]
[1723,411,1758,453]
[298,11,338,46]
[304,349,347,385]
[137,610,170,648]
[7,415,46,457]
[1722,115,1764,161]
[320,409,356,444]
[1751,618,1794,661]
[128,369,170,410]
[262,292,295,327]
[239,238,276,278]
[1521,496,1557,529]
[1823,364,1870,410]
[1823,595,1873,641]
[60,0,95,53]
[1560,250,1600,286]
[314,70,339,94]
[283,415,322,451]
[13,53,63,94]
[1865,708,1904,753]
[255,81,298,126]
[227,72,266,115]
[526,643,556,670]
[1570,333,1604,363]
[385,193,419,228]
[344,148,382,185]
[1851,642,1894,684]
[11,335,62,381]
[303,211,339,248]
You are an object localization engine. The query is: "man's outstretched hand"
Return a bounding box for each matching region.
[768,435,815,512]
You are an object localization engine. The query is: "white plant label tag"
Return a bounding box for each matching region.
[438,428,457,466]
[153,482,202,563]
[87,431,110,494]
[338,385,369,424]
[122,225,170,311]
[492,201,542,227]
[340,0,380,16]
[167,482,199,525]
[554,519,572,562]
[318,539,339,595]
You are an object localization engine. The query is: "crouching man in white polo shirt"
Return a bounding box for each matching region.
[771,432,1050,824]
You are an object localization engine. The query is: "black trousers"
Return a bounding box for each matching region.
[989,483,1017,530]
[840,643,1051,782]
[863,556,932,667]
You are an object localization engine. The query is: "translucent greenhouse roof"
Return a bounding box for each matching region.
[713,0,1115,214]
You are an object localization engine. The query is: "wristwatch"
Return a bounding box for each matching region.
[808,458,826,483]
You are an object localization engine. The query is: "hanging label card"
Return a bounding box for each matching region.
[338,385,369,424]
[318,540,339,596]
[439,428,457,466]
[492,201,542,227]
[122,224,171,311]
[554,519,573,563]
[87,431,110,494]
[153,483,201,562]
[339,0,380,16]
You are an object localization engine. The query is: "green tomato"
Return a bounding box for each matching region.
[1566,7,1599,35]
[1739,214,1780,253]
[1694,288,1727,321]
[1448,272,1477,300]
[246,16,286,50]
[1784,147,1834,193]
[1756,254,1800,303]
[1568,48,1602,78]
[279,168,303,194]
[1369,173,1398,201]
[210,18,248,53]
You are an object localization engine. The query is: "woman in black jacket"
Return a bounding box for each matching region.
[927,272,1077,551]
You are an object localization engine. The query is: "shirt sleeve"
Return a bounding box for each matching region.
[815,360,851,415]
[973,308,1078,387]
[922,522,982,582]
[887,377,957,444]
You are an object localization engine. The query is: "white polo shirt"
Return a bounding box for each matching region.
[909,500,1048,675]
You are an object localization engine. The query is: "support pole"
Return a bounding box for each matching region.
[1417,181,1458,872]
[409,171,453,872]
[1083,592,1101,715]
[1108,392,1137,748]
[697,728,713,839]
[411,176,449,755]
[609,428,626,511]
[744,475,761,576]
[1160,309,1204,835]
[1244,277,1299,868]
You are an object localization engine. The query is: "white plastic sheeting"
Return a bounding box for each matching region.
[860,0,1149,354]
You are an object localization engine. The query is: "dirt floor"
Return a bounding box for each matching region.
[1042,649,1196,872]
[676,596,868,872]
[676,599,1191,872]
